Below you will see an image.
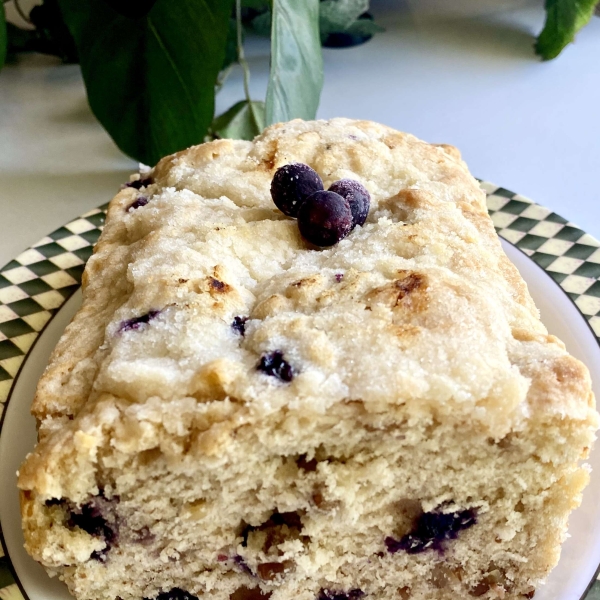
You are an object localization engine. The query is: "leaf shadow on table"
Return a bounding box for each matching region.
[371,2,539,64]
[49,97,100,127]
[417,16,538,61]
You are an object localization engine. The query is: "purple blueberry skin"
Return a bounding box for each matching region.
[385,507,477,555]
[271,163,324,217]
[297,190,354,247]
[231,316,248,336]
[328,179,370,228]
[120,310,160,332]
[233,554,253,575]
[125,177,153,190]
[127,197,149,212]
[48,493,120,560]
[318,589,365,600]
[146,589,199,600]
[67,501,117,544]
[258,351,295,382]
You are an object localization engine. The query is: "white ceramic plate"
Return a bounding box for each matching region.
[1,184,599,600]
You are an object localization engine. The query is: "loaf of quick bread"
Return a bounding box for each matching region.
[18,119,598,600]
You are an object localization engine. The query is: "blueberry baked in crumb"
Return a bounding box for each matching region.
[18,119,598,600]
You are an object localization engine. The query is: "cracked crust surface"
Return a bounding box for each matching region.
[17,119,598,600]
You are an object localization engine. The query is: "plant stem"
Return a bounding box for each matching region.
[235,0,261,133]
[215,64,233,94]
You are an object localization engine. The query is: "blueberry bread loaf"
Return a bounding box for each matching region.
[19,119,598,600]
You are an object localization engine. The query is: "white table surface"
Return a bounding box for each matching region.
[1,0,599,269]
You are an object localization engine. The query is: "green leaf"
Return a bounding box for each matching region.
[211,100,265,140]
[241,0,269,9]
[319,0,368,36]
[0,3,7,70]
[535,0,597,59]
[248,10,271,37]
[221,18,238,71]
[57,0,234,165]
[28,0,78,63]
[265,0,323,125]
[99,0,158,19]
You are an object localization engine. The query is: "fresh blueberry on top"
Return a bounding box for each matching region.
[271,163,324,217]
[328,179,370,228]
[258,351,295,382]
[297,190,353,247]
[127,197,149,212]
[125,177,153,190]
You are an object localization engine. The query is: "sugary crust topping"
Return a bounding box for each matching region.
[20,119,597,499]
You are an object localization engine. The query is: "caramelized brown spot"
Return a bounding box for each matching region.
[433,143,461,160]
[496,436,512,449]
[523,589,535,599]
[365,271,427,310]
[209,278,228,292]
[383,133,405,150]
[470,582,490,597]
[312,492,325,507]
[397,587,411,600]
[190,359,236,401]
[396,188,434,210]
[388,324,421,345]
[292,278,311,287]
[230,587,271,600]
[395,272,426,301]
[285,275,326,303]
[552,356,585,383]
[252,294,292,319]
[257,562,285,580]
[259,140,278,171]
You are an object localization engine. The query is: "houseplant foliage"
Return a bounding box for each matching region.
[0,0,597,164]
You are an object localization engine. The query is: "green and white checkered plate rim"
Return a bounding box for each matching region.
[1,181,600,600]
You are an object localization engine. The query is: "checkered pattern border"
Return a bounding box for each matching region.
[482,181,600,338]
[0,206,106,412]
[1,185,599,600]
